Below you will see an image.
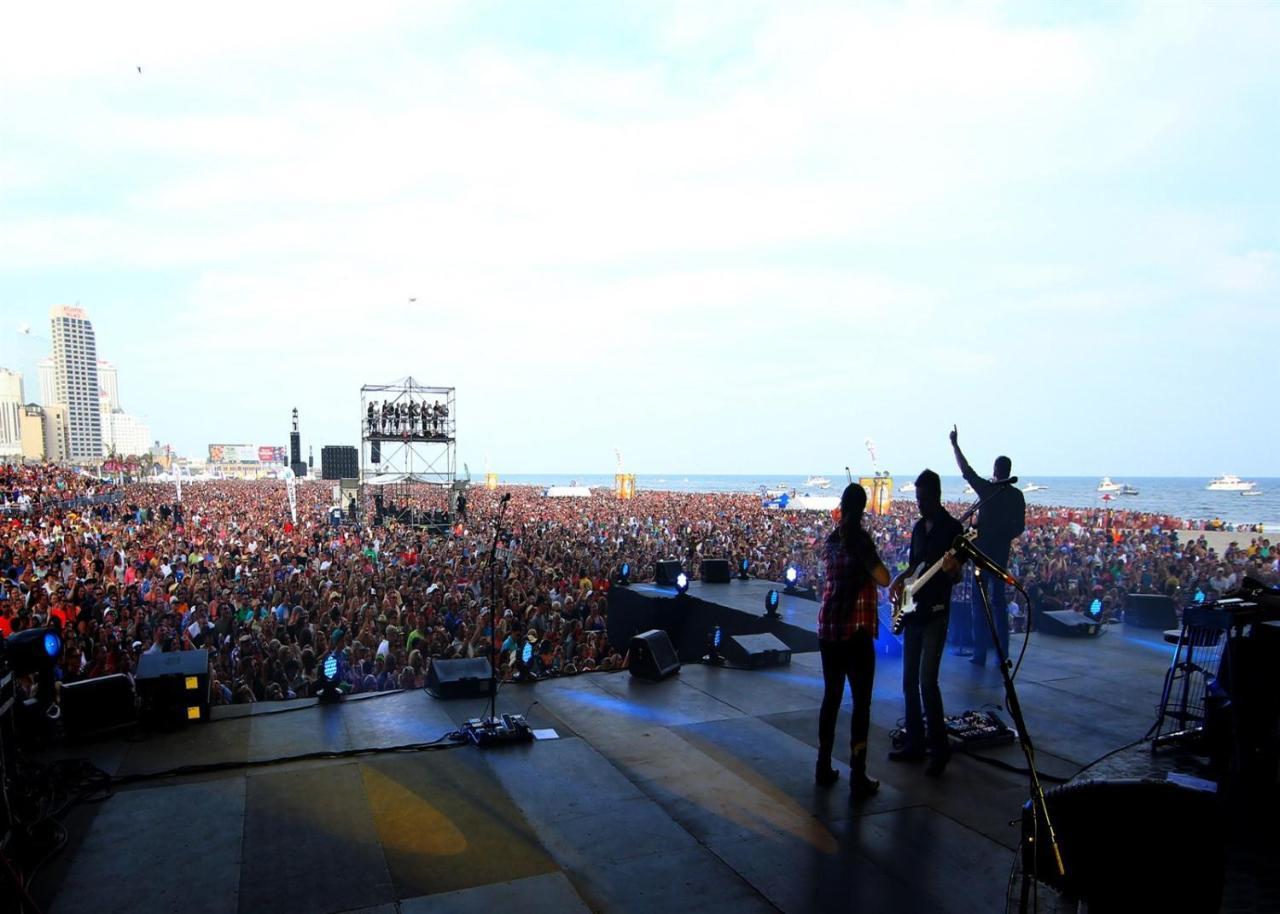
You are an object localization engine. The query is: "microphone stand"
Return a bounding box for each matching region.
[484,495,511,728]
[971,555,1067,906]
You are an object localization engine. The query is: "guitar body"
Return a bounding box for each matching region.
[891,562,927,635]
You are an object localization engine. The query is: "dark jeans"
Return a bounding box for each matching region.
[971,576,1009,664]
[902,612,949,754]
[818,630,875,775]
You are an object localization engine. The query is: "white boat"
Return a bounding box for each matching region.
[805,475,831,489]
[1022,483,1047,493]
[1207,475,1256,492]
[1241,489,1263,497]
[1097,477,1123,493]
[898,482,916,494]
[962,485,976,496]
[1119,484,1140,496]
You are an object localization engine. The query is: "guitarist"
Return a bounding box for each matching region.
[817,483,890,800]
[889,469,963,776]
[950,426,1026,667]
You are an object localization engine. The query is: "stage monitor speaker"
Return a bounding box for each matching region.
[723,632,792,669]
[426,657,494,700]
[59,674,137,739]
[700,559,731,583]
[1022,778,1222,913]
[629,629,681,681]
[371,440,381,464]
[654,560,683,586]
[135,650,211,727]
[1038,610,1103,638]
[1125,594,1178,629]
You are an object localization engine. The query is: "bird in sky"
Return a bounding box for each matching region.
[409,297,417,303]
[137,66,142,74]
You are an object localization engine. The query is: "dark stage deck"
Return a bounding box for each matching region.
[31,623,1276,914]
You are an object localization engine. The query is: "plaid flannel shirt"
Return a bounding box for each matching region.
[818,533,880,641]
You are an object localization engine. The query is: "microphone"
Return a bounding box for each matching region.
[953,535,1018,587]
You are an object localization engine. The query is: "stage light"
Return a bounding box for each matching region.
[318,652,343,703]
[616,562,631,586]
[738,558,750,580]
[675,572,689,594]
[765,590,780,618]
[784,566,798,592]
[1194,589,1205,604]
[1087,599,1103,621]
[704,625,725,665]
[2,627,62,675]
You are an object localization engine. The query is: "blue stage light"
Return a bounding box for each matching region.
[1194,589,1205,604]
[765,589,780,617]
[675,572,689,594]
[44,631,62,658]
[1087,599,1103,620]
[617,562,631,585]
[323,654,338,679]
[739,558,750,580]
[712,625,722,648]
[785,566,798,585]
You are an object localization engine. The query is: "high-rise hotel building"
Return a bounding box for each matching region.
[49,305,103,459]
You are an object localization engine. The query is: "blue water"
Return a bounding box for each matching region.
[498,474,1280,529]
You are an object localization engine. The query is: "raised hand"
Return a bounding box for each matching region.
[949,425,959,447]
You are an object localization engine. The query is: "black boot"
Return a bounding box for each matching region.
[850,747,879,799]
[815,756,839,787]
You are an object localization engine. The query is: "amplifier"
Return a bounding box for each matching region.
[135,650,211,727]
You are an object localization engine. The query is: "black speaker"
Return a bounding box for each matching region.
[321,445,359,481]
[700,559,731,583]
[59,674,137,739]
[135,650,211,727]
[1022,778,1222,913]
[722,632,792,668]
[1037,610,1103,638]
[628,629,681,681]
[426,657,494,700]
[371,439,381,464]
[654,561,682,586]
[1124,594,1178,629]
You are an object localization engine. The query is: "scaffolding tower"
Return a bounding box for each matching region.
[359,378,457,528]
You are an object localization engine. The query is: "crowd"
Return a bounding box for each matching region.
[1,463,1277,709]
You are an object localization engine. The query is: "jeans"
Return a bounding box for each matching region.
[902,612,949,754]
[818,630,875,775]
[971,576,1009,664]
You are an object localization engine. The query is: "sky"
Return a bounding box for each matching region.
[1,1,1277,477]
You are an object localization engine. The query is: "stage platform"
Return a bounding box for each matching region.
[28,624,1277,914]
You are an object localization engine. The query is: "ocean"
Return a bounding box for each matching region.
[498,474,1280,530]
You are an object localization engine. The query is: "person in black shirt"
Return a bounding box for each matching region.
[889,469,962,776]
[950,426,1026,666]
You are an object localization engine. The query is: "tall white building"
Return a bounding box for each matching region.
[98,359,120,413]
[49,305,103,459]
[38,358,55,407]
[0,368,23,457]
[103,410,152,456]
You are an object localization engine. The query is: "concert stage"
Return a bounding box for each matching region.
[31,625,1276,914]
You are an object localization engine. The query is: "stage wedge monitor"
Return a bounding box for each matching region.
[629,629,681,681]
[654,560,682,586]
[723,632,792,668]
[700,559,732,583]
[426,657,494,700]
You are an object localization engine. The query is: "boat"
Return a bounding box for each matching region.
[1207,475,1256,492]
[1119,484,1140,496]
[1241,489,1263,497]
[962,485,976,496]
[805,475,831,489]
[1097,477,1123,493]
[898,482,916,494]
[1021,483,1047,493]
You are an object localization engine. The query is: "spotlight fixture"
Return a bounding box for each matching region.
[1087,598,1103,621]
[1194,589,1206,604]
[704,625,725,665]
[675,572,689,595]
[784,566,799,592]
[2,627,62,675]
[764,589,781,618]
[616,562,631,586]
[318,652,343,703]
[738,558,750,580]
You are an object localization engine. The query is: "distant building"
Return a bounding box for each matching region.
[49,305,102,459]
[104,411,152,457]
[98,359,120,413]
[19,403,71,462]
[37,357,55,408]
[0,368,23,457]
[19,404,47,460]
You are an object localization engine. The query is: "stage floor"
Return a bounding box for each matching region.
[32,624,1276,914]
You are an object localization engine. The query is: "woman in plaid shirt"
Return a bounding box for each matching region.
[817,483,890,799]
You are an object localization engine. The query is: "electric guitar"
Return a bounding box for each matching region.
[891,531,975,635]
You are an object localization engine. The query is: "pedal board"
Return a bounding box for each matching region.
[462,714,534,748]
[945,710,1016,749]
